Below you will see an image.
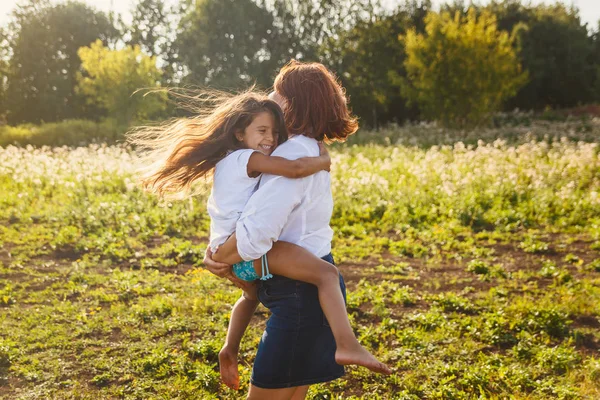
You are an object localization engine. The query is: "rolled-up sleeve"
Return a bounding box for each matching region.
[235,174,305,260]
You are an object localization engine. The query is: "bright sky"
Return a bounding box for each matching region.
[0,0,599,29]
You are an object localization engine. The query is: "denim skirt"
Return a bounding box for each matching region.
[251,253,346,389]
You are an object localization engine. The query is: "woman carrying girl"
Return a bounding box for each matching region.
[204,60,391,400]
[130,71,390,398]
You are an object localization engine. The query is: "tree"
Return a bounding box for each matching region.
[328,17,405,129]
[76,40,166,125]
[591,21,600,102]
[0,28,9,123]
[326,1,431,128]
[3,0,118,124]
[127,0,178,83]
[485,1,595,110]
[128,0,167,57]
[174,0,276,88]
[267,0,380,65]
[173,0,381,89]
[402,8,527,128]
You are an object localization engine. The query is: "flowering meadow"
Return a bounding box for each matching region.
[1,129,600,399]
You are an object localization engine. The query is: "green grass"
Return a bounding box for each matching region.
[0,119,124,148]
[1,131,600,399]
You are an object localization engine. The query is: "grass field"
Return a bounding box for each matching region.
[1,127,600,399]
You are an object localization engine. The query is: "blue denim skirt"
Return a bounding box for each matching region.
[251,253,346,389]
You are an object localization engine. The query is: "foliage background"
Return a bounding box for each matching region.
[0,0,598,132]
[1,1,600,399]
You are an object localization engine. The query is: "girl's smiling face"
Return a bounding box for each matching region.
[236,111,278,155]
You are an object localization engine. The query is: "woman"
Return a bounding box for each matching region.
[203,60,378,400]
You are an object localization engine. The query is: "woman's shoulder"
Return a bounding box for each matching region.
[274,136,318,158]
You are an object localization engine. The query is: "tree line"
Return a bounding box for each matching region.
[0,0,599,129]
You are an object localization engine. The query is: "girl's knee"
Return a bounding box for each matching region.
[242,289,258,301]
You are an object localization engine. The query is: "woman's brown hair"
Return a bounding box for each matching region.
[127,89,287,198]
[274,60,358,143]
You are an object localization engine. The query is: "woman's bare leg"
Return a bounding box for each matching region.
[247,385,297,400]
[219,288,259,390]
[254,241,391,375]
[290,385,310,400]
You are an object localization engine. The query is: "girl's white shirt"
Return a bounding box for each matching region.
[236,135,334,261]
[207,149,260,252]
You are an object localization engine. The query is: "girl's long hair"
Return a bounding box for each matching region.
[127,88,287,198]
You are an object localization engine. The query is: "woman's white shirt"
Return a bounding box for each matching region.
[236,135,334,261]
[207,149,259,252]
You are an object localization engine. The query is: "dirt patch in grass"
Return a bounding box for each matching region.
[339,257,492,295]
[0,376,27,397]
[3,231,600,399]
[0,244,16,266]
[0,271,29,282]
[573,315,600,329]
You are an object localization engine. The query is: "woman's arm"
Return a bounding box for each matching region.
[210,170,305,264]
[247,143,330,178]
[202,247,255,292]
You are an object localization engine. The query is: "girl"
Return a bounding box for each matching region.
[129,90,390,392]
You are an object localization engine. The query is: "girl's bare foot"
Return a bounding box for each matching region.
[335,344,392,375]
[218,346,240,390]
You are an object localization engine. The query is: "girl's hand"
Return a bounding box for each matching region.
[318,142,331,172]
[203,247,232,278]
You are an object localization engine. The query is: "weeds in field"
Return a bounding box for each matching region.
[1,137,599,398]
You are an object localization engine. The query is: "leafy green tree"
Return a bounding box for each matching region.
[174,0,381,89]
[127,0,178,83]
[3,0,118,124]
[267,0,379,64]
[128,0,167,57]
[592,21,600,102]
[174,0,276,88]
[326,1,430,128]
[485,1,595,110]
[329,17,405,129]
[76,40,166,125]
[402,9,527,128]
[0,28,9,123]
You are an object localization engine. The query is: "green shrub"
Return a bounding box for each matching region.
[467,259,490,275]
[540,259,558,278]
[0,284,16,307]
[0,344,12,369]
[563,253,582,265]
[185,339,221,363]
[586,259,600,272]
[520,236,549,253]
[524,309,570,338]
[402,8,527,128]
[0,119,124,147]
[408,309,447,331]
[391,286,418,306]
[431,293,477,314]
[535,343,580,374]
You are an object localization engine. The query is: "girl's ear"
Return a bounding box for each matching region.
[234,130,244,142]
